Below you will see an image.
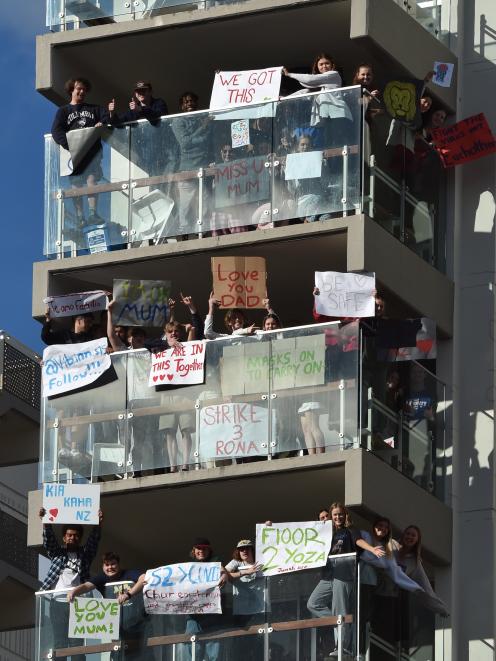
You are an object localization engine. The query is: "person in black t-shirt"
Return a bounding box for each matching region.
[67,550,141,601]
[68,551,146,660]
[51,77,113,227]
[307,503,385,656]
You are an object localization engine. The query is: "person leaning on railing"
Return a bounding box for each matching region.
[67,551,145,660]
[204,292,278,339]
[306,503,385,658]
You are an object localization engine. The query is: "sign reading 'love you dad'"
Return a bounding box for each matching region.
[149,341,206,386]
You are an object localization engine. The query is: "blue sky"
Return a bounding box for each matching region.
[0,3,53,352]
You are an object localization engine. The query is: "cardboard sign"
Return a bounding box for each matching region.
[199,403,274,460]
[214,156,269,209]
[69,597,120,641]
[44,291,108,319]
[143,563,222,615]
[383,79,423,125]
[42,483,100,525]
[220,334,325,396]
[285,151,323,180]
[149,341,206,386]
[212,256,266,309]
[256,521,332,576]
[112,279,171,327]
[231,119,250,148]
[433,61,455,88]
[314,271,376,318]
[210,68,283,110]
[42,338,111,397]
[431,113,496,167]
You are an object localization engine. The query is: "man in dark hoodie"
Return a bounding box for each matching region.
[51,77,111,226]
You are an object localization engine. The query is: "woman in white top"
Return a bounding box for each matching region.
[283,53,353,135]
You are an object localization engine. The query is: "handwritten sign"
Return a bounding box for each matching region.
[143,563,222,615]
[214,156,270,209]
[256,521,332,576]
[433,61,455,88]
[221,334,325,396]
[112,279,171,327]
[210,67,283,110]
[383,79,423,124]
[43,291,108,319]
[149,341,206,386]
[212,256,266,309]
[431,113,496,167]
[43,483,100,525]
[42,338,111,397]
[314,271,376,318]
[231,119,250,148]
[285,151,323,180]
[69,597,120,641]
[199,403,275,460]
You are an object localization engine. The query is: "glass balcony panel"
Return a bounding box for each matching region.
[268,555,357,659]
[197,334,271,467]
[203,104,274,235]
[44,126,131,257]
[129,115,183,246]
[47,0,136,30]
[273,86,362,225]
[361,326,446,497]
[41,351,128,483]
[267,323,359,457]
[36,587,121,660]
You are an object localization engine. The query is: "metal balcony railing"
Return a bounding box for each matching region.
[44,86,447,270]
[40,321,447,498]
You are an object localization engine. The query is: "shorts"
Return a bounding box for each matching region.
[159,394,195,432]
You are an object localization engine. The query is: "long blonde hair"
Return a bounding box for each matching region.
[329,502,353,529]
[373,516,393,557]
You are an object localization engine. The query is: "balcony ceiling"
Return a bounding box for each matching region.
[38,0,452,113]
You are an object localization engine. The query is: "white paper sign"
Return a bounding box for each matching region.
[433,62,455,88]
[210,68,283,110]
[285,151,323,180]
[231,119,250,148]
[314,271,376,318]
[149,341,206,386]
[69,597,120,641]
[143,563,222,615]
[42,338,111,397]
[44,291,108,318]
[199,403,274,460]
[256,521,333,576]
[43,483,100,525]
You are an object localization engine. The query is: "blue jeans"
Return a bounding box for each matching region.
[183,617,220,660]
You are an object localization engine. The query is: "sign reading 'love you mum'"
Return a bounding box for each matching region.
[149,341,206,387]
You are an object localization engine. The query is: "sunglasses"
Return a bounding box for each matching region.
[194,545,211,550]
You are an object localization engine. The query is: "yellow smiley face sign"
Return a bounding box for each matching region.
[384,81,418,122]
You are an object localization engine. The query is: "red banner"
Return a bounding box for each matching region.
[431,113,496,167]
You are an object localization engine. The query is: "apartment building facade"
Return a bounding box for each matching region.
[27,0,496,659]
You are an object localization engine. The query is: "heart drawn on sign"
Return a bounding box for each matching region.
[48,508,59,522]
[354,275,368,288]
[167,374,174,381]
[153,376,158,383]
